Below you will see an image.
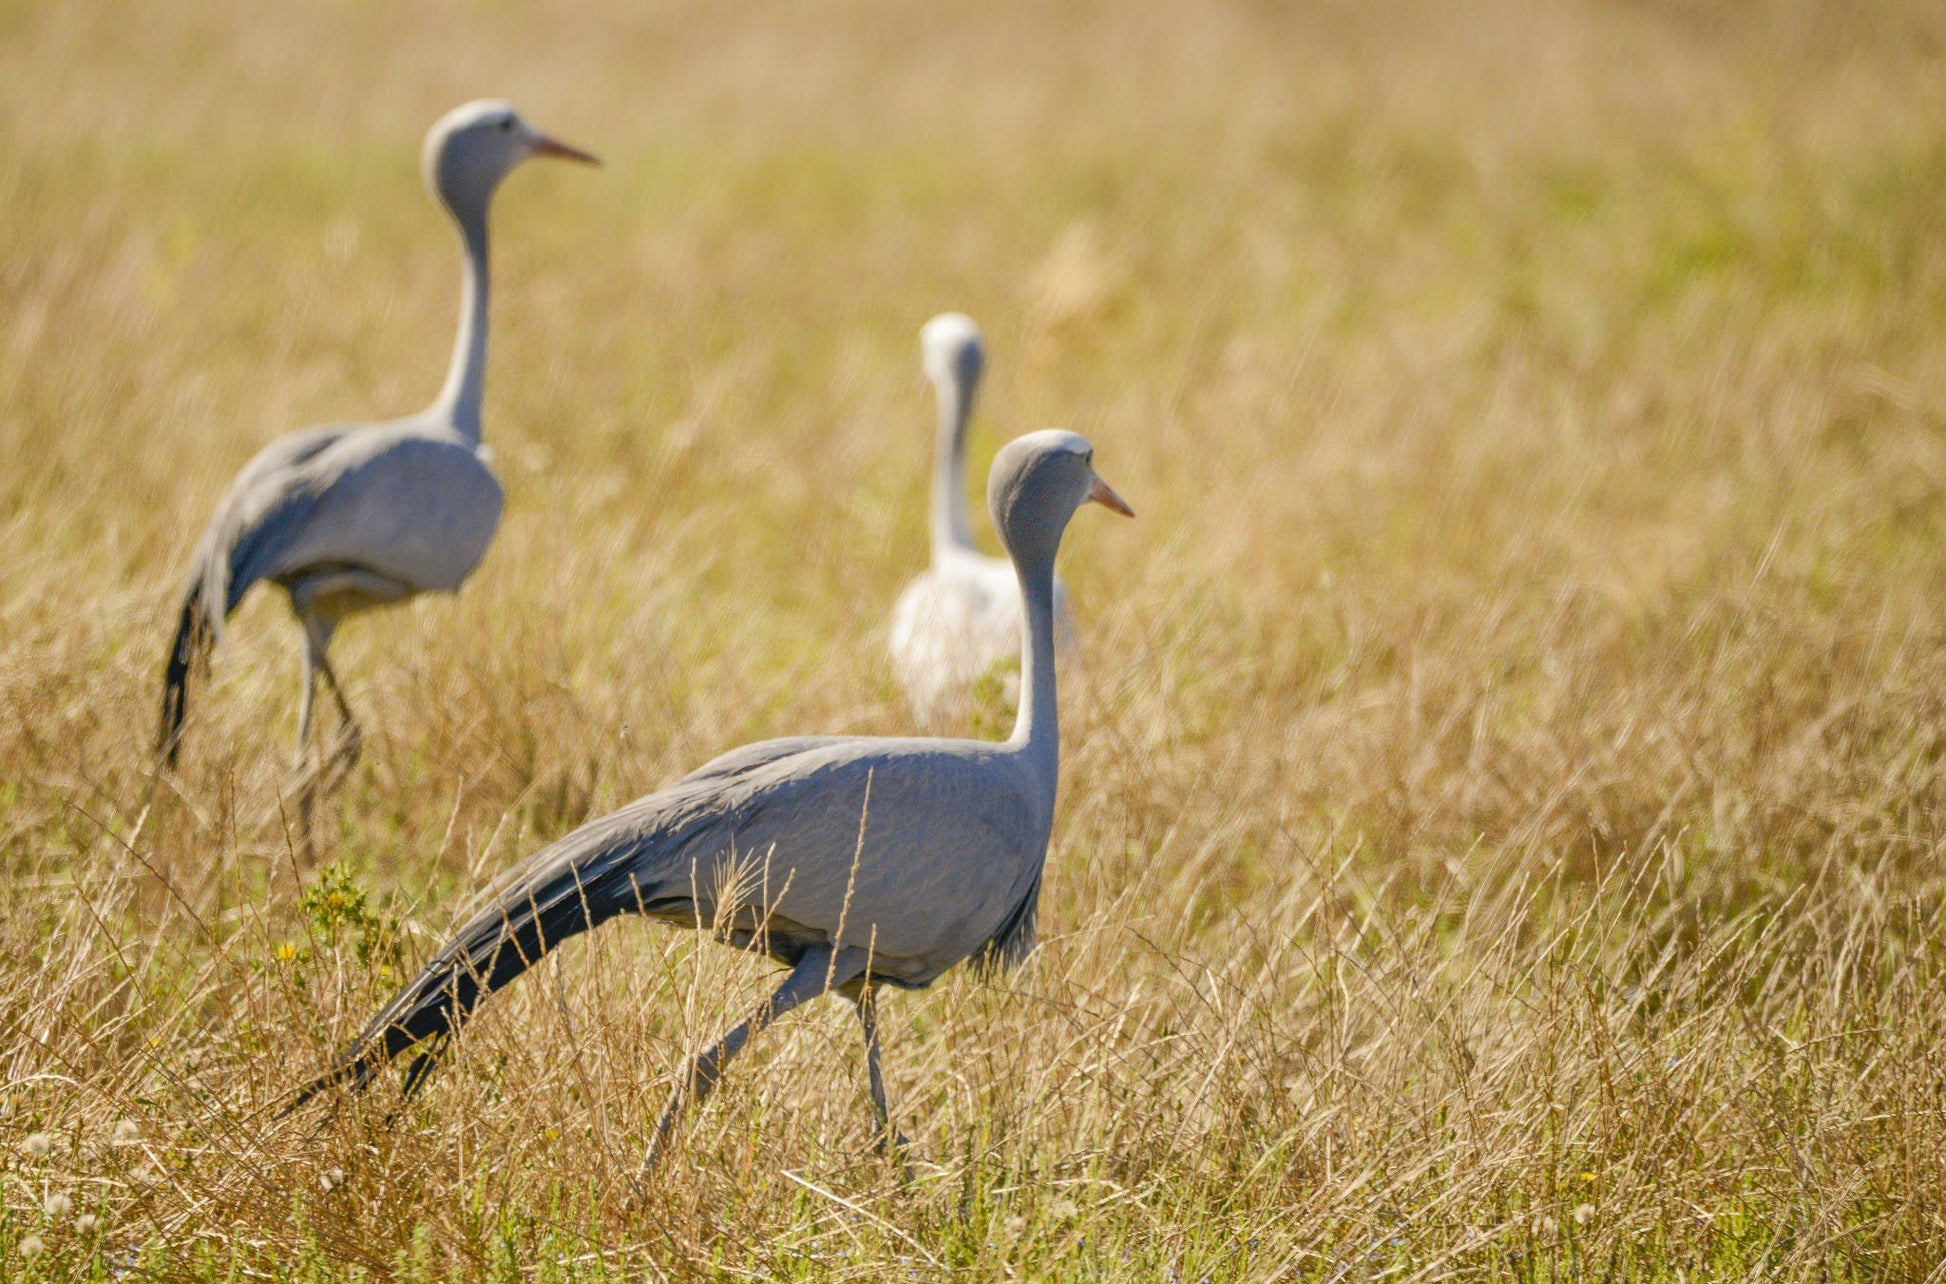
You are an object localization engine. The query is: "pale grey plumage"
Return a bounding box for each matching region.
[889,314,1074,725]
[286,430,1134,1169]
[158,101,596,780]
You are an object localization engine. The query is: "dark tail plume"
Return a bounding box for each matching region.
[157,587,214,768]
[283,841,650,1112]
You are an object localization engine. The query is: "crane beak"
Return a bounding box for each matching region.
[1086,471,1136,518]
[530,134,601,166]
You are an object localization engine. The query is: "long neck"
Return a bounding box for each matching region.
[430,204,490,443]
[1007,548,1061,784]
[929,377,975,560]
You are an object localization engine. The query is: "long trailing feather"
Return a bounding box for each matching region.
[283,845,648,1109]
[281,791,730,1110]
[156,583,213,767]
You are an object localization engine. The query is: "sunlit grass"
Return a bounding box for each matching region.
[4,0,1946,1277]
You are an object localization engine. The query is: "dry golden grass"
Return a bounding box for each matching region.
[6,0,1946,1276]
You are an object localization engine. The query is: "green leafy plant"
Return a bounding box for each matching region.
[298,862,403,972]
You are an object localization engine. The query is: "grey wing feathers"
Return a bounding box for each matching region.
[680,736,852,783]
[697,742,1048,983]
[157,426,350,762]
[973,871,1041,977]
[190,425,351,630]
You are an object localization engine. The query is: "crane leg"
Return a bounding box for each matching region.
[853,983,910,1161]
[288,568,404,782]
[641,945,864,1176]
[290,614,349,857]
[313,640,361,779]
[293,637,321,859]
[295,638,319,762]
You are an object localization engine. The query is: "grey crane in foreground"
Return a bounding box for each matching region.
[157,101,597,796]
[888,314,1074,726]
[286,430,1133,1169]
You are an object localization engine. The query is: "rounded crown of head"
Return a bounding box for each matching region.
[988,430,1097,561]
[422,99,532,216]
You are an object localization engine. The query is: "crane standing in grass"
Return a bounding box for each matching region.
[156,101,597,810]
[286,431,1133,1171]
[889,314,1074,726]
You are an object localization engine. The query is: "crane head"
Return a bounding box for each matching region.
[423,100,598,221]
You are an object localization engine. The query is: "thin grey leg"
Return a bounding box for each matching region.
[641,945,860,1175]
[294,627,323,858]
[295,642,318,767]
[853,984,909,1156]
[311,634,361,777]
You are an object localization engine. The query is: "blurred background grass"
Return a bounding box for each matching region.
[5,0,1946,1277]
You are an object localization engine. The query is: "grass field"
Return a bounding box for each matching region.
[6,0,1946,1277]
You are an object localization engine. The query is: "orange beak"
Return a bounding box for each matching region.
[531,134,601,166]
[1087,471,1135,518]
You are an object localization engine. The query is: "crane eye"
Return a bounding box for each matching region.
[497,117,516,132]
